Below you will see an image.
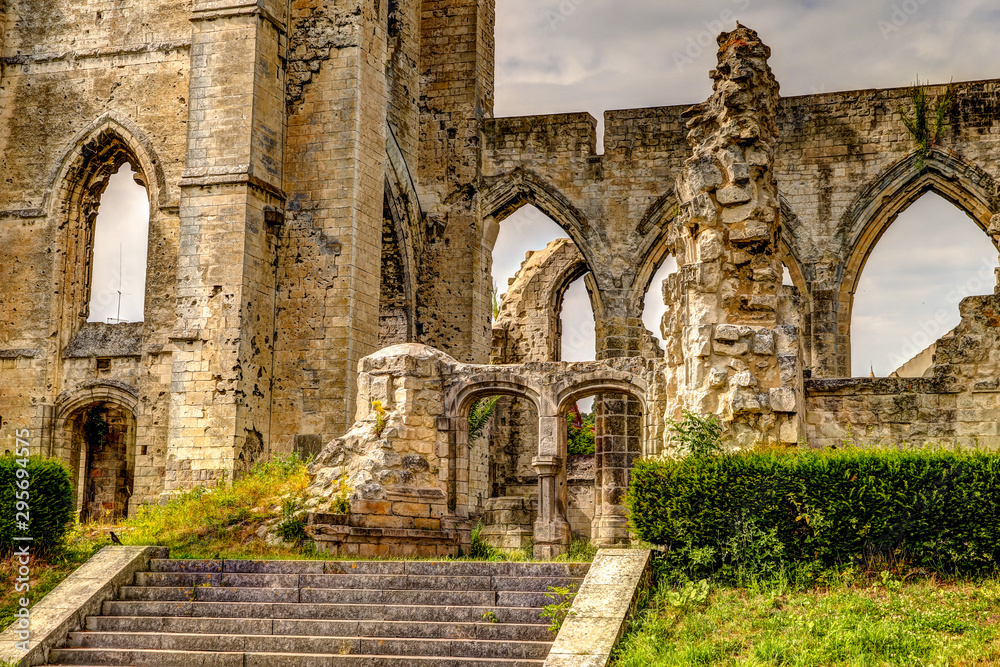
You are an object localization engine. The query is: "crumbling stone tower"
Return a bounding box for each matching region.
[663,25,804,446]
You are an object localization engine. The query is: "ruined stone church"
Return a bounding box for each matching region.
[1,1,999,555]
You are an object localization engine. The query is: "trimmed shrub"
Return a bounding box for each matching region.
[628,447,1000,574]
[0,454,74,556]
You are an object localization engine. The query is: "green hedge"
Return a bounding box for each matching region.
[0,454,74,555]
[628,448,1000,573]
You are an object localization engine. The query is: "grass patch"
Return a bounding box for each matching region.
[612,571,1000,666]
[0,531,103,630]
[0,455,314,631]
[117,454,313,560]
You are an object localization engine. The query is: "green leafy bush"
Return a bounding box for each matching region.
[667,410,722,457]
[567,411,595,456]
[0,454,74,556]
[628,447,1000,574]
[275,497,308,544]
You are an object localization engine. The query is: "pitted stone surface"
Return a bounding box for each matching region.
[660,25,805,447]
[1,0,998,547]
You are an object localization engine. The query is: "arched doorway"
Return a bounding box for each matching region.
[558,381,644,548]
[67,402,136,521]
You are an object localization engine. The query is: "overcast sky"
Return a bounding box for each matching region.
[91,1,1000,379]
[89,167,149,325]
[491,0,1000,377]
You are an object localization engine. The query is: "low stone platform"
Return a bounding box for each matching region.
[37,557,590,666]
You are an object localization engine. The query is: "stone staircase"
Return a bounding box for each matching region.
[41,558,588,666]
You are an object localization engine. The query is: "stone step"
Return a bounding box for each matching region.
[86,616,555,642]
[132,571,583,592]
[118,586,296,603]
[46,648,544,667]
[65,631,552,660]
[118,586,555,608]
[102,601,548,625]
[42,559,582,666]
[148,559,588,578]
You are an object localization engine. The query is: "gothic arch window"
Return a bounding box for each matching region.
[55,125,155,339]
[851,192,998,377]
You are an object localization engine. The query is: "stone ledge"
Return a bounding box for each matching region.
[0,348,40,359]
[0,545,167,666]
[544,548,651,667]
[805,376,961,395]
[63,322,143,359]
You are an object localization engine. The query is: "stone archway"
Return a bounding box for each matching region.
[555,373,647,548]
[53,384,139,520]
[829,149,1000,376]
[66,402,136,521]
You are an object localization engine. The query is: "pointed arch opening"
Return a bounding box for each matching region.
[379,192,416,346]
[53,121,160,345]
[851,191,998,377]
[491,204,597,363]
[832,149,1000,377]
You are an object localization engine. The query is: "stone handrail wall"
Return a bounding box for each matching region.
[544,548,652,667]
[0,546,165,666]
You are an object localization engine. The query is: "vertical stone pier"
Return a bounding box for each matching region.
[663,25,805,447]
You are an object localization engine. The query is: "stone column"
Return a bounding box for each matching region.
[591,392,642,546]
[662,25,805,448]
[533,414,570,559]
[591,291,645,546]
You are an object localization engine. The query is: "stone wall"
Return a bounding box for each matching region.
[303,343,650,557]
[481,75,1000,385]
[806,282,1000,450]
[0,0,499,506]
[304,345,466,557]
[0,0,189,507]
[3,3,1000,529]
